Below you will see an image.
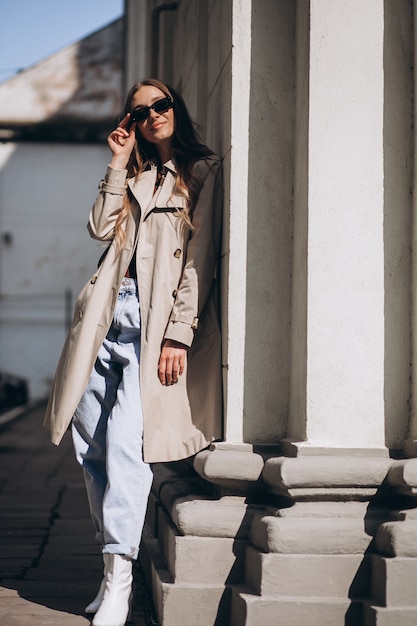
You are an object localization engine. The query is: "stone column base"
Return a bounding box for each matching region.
[139,451,417,625]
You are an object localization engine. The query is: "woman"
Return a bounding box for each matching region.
[44,78,223,626]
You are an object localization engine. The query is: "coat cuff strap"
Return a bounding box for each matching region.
[98,166,128,195]
[164,320,195,347]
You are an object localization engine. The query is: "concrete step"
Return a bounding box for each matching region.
[246,545,370,598]
[140,525,230,626]
[157,505,245,584]
[231,585,361,626]
[364,602,417,626]
[371,554,417,607]
[251,511,372,554]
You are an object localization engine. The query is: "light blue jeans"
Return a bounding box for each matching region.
[72,278,153,560]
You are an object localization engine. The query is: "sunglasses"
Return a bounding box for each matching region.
[130,97,174,123]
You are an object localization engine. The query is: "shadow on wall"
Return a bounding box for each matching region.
[382,0,413,451]
[244,0,295,447]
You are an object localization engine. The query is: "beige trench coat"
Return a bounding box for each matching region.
[44,155,223,463]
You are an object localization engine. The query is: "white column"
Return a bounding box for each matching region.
[221,0,252,443]
[289,0,386,452]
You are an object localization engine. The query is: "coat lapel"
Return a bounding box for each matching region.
[127,160,186,227]
[128,167,157,215]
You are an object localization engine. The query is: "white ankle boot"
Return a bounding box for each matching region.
[92,554,133,626]
[85,571,107,614]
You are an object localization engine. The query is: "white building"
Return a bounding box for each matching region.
[0,18,123,399]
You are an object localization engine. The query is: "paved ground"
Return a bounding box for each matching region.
[0,402,159,626]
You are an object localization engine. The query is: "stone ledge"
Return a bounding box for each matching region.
[274,500,369,518]
[371,555,417,607]
[276,487,381,501]
[151,459,260,539]
[375,521,417,557]
[140,526,230,626]
[363,602,417,626]
[170,496,256,538]
[231,586,358,626]
[157,506,246,584]
[194,448,264,488]
[245,546,368,598]
[282,439,390,457]
[250,512,372,554]
[387,459,417,491]
[262,456,392,495]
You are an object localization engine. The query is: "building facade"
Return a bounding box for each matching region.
[125,1,417,624]
[0,20,123,399]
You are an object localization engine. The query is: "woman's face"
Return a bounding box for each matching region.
[131,85,175,149]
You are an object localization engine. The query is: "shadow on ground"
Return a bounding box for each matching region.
[0,403,158,625]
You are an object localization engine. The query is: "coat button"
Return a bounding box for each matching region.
[78,310,83,320]
[173,248,181,258]
[172,289,178,298]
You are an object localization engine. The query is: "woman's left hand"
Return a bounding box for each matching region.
[158,340,187,386]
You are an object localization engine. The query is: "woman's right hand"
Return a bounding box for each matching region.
[108,114,137,170]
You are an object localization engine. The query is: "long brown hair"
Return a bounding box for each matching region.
[114,78,213,251]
